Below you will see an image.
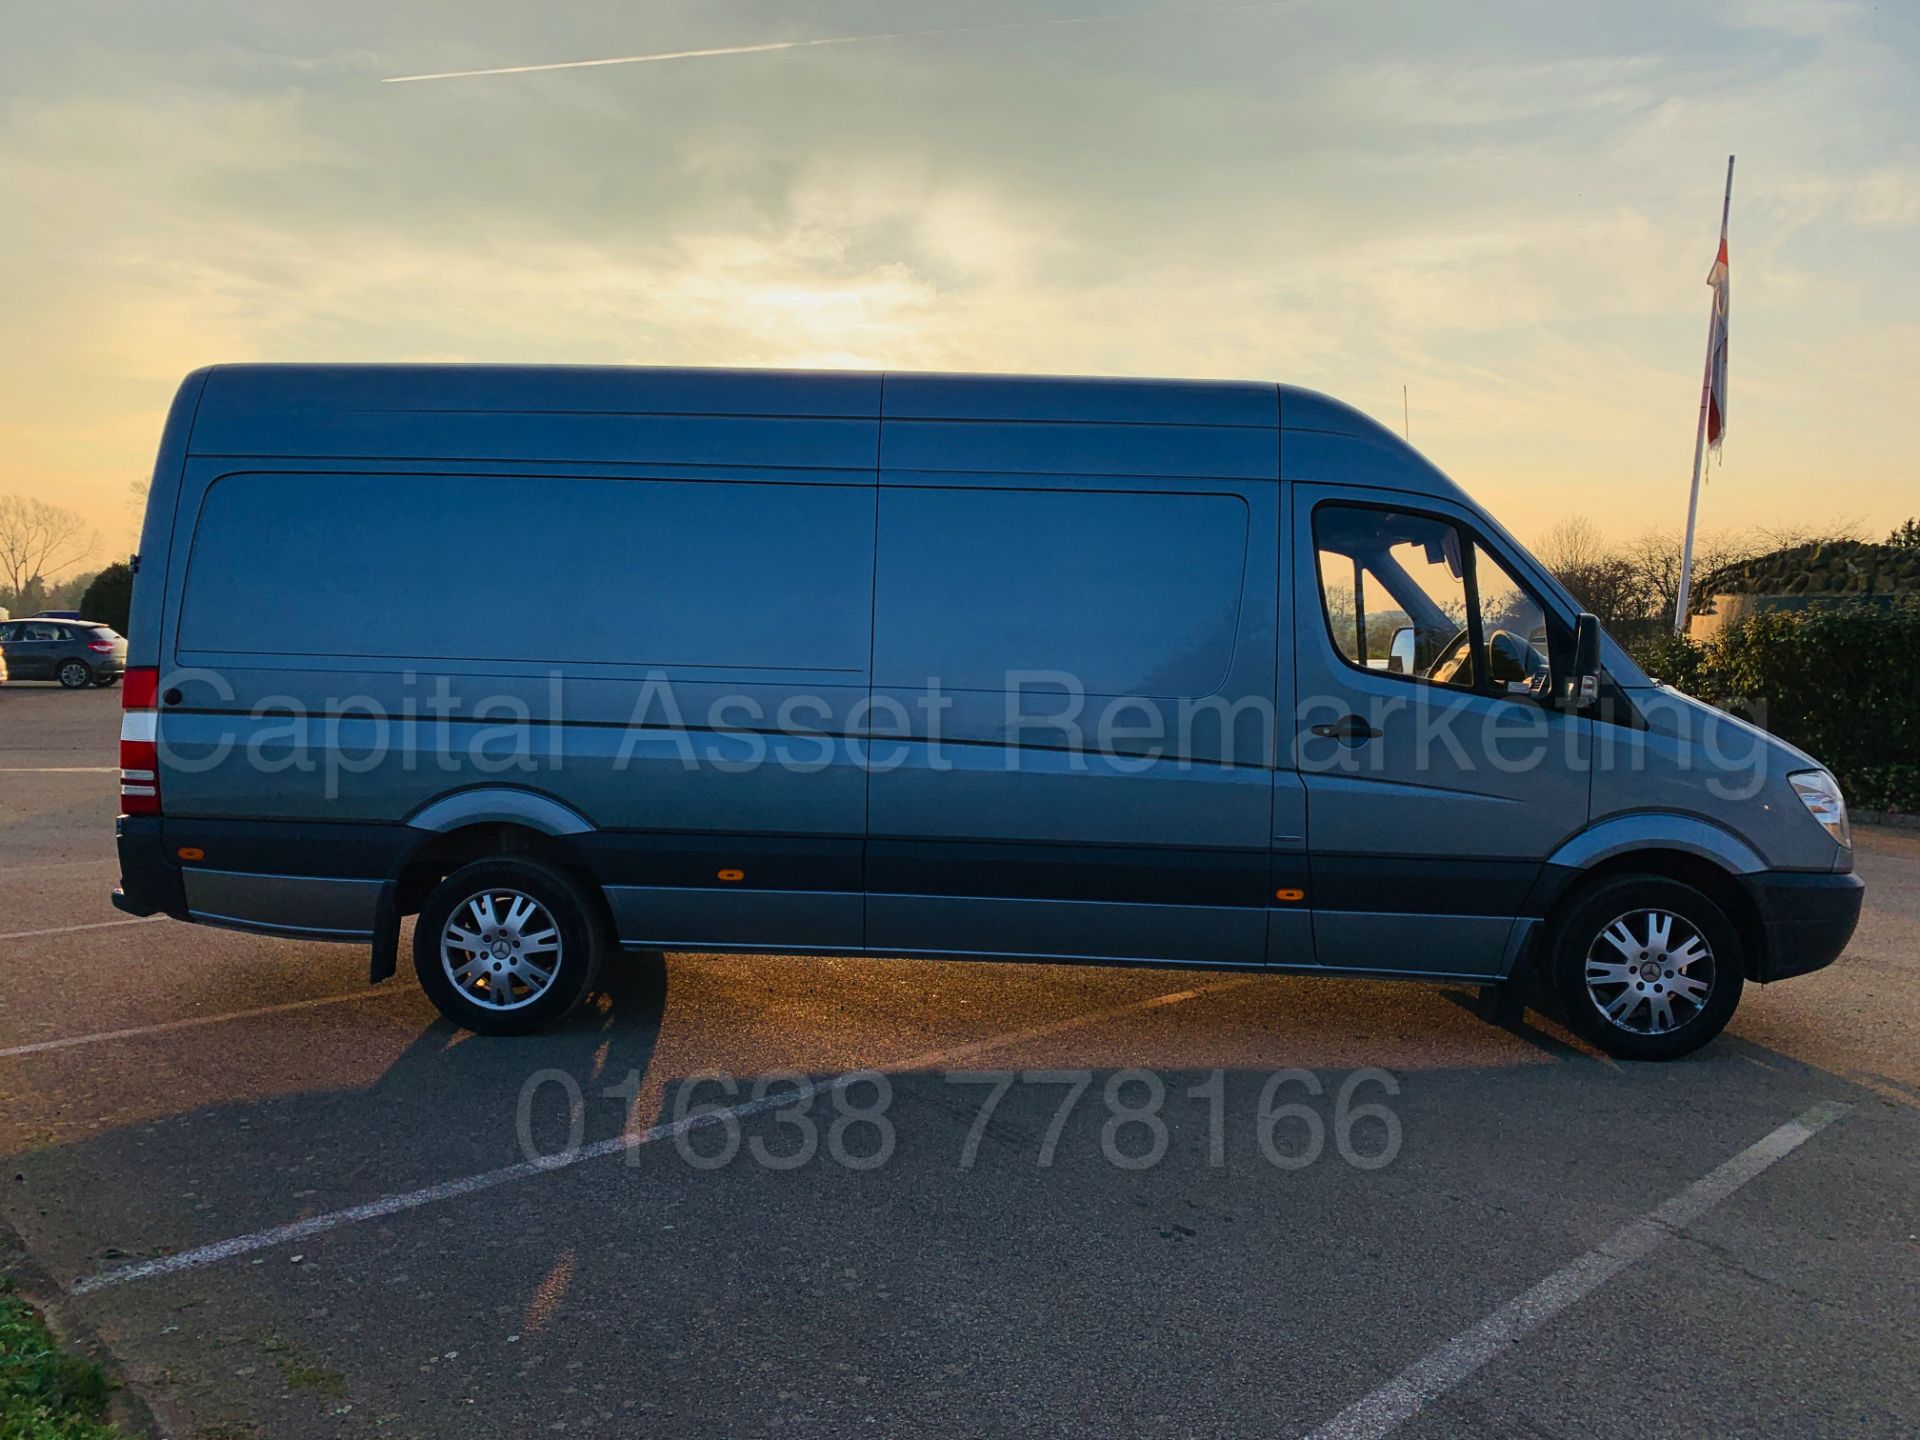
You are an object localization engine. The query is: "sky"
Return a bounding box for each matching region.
[1,0,1915,568]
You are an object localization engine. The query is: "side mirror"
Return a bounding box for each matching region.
[1388,625,1416,675]
[1566,612,1601,709]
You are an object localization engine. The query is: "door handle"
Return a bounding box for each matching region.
[1310,715,1381,743]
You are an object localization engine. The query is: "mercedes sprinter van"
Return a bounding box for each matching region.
[111,366,1863,1059]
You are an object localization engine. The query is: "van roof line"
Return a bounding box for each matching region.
[176,363,1471,507]
[188,363,1389,434]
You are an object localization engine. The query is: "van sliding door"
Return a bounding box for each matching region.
[867,388,1281,968]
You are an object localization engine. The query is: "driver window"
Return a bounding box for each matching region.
[1313,505,1472,690]
[1473,545,1551,696]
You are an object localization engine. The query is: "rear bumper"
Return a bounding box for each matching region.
[1742,870,1865,982]
[113,815,397,942]
[111,815,188,920]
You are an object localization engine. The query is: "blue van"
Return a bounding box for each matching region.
[110,365,1861,1059]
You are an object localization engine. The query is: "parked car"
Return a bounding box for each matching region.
[110,364,1863,1058]
[0,618,126,687]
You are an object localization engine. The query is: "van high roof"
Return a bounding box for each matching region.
[177,363,1471,504]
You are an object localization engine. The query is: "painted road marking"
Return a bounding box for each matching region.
[0,984,414,1060]
[71,977,1251,1294]
[0,916,164,943]
[1848,1071,1920,1111]
[1300,1099,1851,1440]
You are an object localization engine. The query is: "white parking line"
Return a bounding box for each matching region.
[1300,1099,1851,1440]
[0,985,414,1059]
[0,916,164,943]
[70,976,1250,1294]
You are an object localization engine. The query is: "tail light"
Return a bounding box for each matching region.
[88,640,115,653]
[121,667,160,816]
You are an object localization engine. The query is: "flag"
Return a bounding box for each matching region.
[1705,232,1729,449]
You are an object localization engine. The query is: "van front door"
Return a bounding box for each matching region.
[1289,486,1590,978]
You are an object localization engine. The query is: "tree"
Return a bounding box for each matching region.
[1889,517,1920,549]
[1621,526,1765,623]
[1534,516,1643,628]
[0,495,97,610]
[79,562,134,634]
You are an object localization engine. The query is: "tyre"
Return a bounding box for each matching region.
[1546,875,1744,1061]
[92,673,121,687]
[57,660,92,689]
[413,857,606,1035]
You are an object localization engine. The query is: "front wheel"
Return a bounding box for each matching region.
[57,660,92,689]
[1546,875,1744,1061]
[413,857,605,1035]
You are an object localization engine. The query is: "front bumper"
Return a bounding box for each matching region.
[1741,870,1865,982]
[111,814,187,920]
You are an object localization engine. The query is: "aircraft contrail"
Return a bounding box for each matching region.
[383,2,1295,83]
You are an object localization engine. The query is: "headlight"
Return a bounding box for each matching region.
[1789,770,1851,848]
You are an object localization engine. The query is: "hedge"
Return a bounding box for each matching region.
[1622,599,1920,814]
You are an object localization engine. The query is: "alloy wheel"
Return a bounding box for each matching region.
[1583,908,1716,1035]
[439,888,564,1010]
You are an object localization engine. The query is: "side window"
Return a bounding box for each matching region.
[1313,506,1473,690]
[1474,544,1552,696]
[1314,506,1558,699]
[0,624,14,642]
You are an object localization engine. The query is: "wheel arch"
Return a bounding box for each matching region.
[404,786,594,838]
[1539,825,1767,982]
[372,798,617,981]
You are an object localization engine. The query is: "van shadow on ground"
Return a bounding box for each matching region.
[1,956,1900,1440]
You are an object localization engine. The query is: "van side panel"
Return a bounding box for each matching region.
[153,376,880,949]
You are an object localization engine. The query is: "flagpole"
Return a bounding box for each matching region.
[1674,154,1735,635]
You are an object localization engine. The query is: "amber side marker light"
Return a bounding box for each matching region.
[176,847,205,862]
[1273,888,1306,902]
[717,868,745,882]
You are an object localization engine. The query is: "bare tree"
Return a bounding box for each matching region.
[1752,515,1865,550]
[1534,516,1609,579]
[1623,526,1765,622]
[1535,515,1643,627]
[0,495,99,604]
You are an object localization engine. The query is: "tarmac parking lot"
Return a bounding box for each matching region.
[2,683,1917,1438]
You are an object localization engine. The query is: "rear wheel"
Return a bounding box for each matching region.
[92,673,120,687]
[57,660,92,689]
[1546,875,1744,1061]
[413,857,605,1035]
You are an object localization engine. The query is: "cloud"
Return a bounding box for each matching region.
[380,2,1304,82]
[1,0,1916,549]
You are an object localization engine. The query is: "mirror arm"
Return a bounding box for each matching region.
[1563,612,1602,711]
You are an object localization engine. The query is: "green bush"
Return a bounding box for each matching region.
[1621,601,1920,814]
[76,562,133,636]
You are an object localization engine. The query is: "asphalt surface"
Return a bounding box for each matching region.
[1,683,1915,1439]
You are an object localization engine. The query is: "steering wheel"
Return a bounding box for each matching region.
[1423,626,1474,686]
[1488,628,1550,694]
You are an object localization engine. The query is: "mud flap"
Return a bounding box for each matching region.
[369,878,400,983]
[1480,917,1538,1026]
